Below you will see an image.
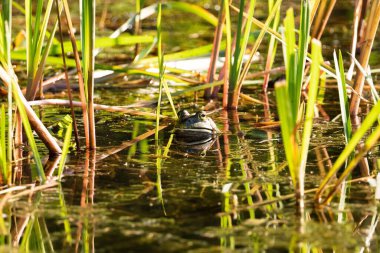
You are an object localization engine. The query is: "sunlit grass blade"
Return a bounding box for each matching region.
[282,8,297,121]
[57,117,73,180]
[0,105,6,181]
[334,50,352,143]
[163,2,219,27]
[296,0,310,105]
[1,0,11,64]
[137,41,226,65]
[155,1,164,141]
[133,37,157,63]
[46,34,155,55]
[299,39,321,199]
[222,0,231,108]
[2,0,12,176]
[275,81,298,186]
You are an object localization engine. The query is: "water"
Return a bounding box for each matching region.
[3,0,380,252]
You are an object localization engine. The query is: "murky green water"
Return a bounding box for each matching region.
[3,0,380,252]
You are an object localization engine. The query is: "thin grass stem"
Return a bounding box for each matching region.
[299,39,321,203]
[155,0,164,141]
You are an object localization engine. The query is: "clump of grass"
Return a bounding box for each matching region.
[275,0,322,207]
[227,0,256,109]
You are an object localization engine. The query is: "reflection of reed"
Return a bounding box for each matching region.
[75,150,96,253]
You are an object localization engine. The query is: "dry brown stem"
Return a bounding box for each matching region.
[350,0,380,117]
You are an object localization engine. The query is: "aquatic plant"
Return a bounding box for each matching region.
[227,0,256,109]
[80,0,96,149]
[275,0,318,206]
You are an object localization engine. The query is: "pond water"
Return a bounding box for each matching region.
[3,0,380,252]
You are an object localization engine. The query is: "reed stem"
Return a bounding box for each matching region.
[349,0,380,117]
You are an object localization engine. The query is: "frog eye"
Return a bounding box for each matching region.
[198,112,206,119]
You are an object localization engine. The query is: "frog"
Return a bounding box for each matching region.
[173,110,220,145]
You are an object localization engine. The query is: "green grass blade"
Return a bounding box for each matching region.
[283,8,297,122]
[230,0,246,89]
[137,41,226,64]
[32,0,44,57]
[133,37,157,63]
[20,217,34,251]
[334,50,352,143]
[2,0,11,64]
[299,39,321,191]
[58,117,72,180]
[295,0,310,107]
[25,0,33,84]
[275,81,298,185]
[163,2,218,27]
[32,0,44,52]
[0,105,6,180]
[2,0,13,175]
[222,0,232,108]
[155,1,164,141]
